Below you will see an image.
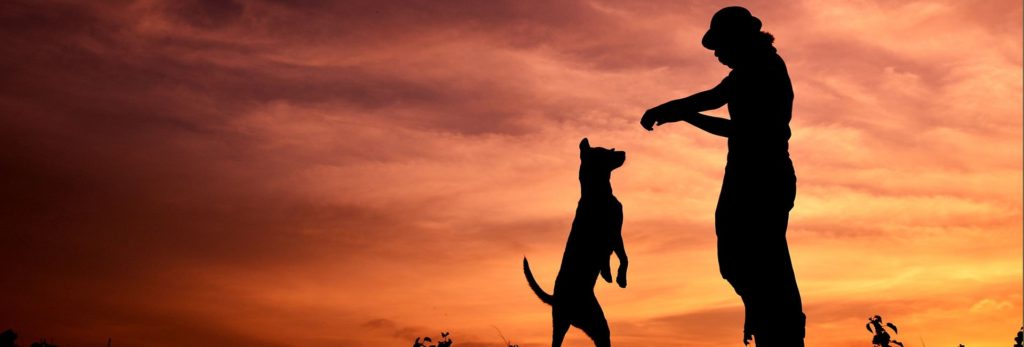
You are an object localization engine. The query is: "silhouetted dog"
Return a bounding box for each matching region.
[523,138,628,347]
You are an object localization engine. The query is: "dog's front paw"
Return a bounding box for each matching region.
[600,268,613,283]
[616,273,627,288]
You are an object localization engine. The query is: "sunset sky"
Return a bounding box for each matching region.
[0,1,1021,346]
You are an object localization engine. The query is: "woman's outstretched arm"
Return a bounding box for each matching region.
[674,112,731,137]
[641,79,731,137]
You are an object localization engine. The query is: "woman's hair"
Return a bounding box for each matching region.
[755,31,775,46]
[746,31,776,53]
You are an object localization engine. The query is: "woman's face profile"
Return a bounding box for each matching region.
[714,46,739,68]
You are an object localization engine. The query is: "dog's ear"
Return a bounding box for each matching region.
[579,138,590,159]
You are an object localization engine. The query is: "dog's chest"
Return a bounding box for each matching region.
[565,198,619,248]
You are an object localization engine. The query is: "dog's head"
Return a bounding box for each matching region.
[579,138,626,176]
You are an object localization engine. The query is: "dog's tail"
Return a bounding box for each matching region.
[523,257,554,305]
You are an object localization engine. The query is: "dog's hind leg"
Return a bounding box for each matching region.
[583,321,611,347]
[576,298,611,347]
[552,309,570,347]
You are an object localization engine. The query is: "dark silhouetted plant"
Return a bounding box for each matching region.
[413,331,452,347]
[866,315,904,347]
[28,340,56,347]
[1,330,17,347]
[491,326,519,347]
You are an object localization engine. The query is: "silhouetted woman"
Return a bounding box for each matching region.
[640,7,805,347]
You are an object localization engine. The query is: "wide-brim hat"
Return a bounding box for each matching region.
[701,6,762,50]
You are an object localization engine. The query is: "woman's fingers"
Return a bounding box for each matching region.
[641,107,664,130]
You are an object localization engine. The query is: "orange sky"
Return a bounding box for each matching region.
[0,1,1021,346]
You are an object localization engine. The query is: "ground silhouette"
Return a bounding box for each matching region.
[523,138,628,347]
[641,6,804,347]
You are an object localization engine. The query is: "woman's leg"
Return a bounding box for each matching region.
[746,212,804,347]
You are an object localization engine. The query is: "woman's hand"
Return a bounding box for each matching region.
[641,101,688,131]
[641,103,672,130]
[640,107,658,130]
